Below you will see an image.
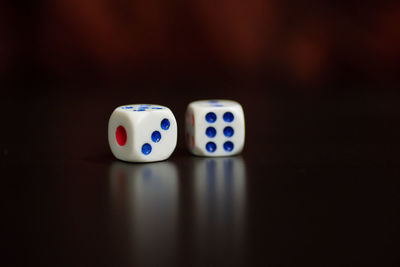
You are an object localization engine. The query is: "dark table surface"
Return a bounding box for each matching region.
[2,83,400,265]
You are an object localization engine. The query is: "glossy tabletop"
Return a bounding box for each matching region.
[2,85,400,265]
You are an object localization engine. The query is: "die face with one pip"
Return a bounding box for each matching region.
[108,104,177,162]
[185,100,245,157]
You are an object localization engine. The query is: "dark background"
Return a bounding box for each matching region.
[1,0,400,265]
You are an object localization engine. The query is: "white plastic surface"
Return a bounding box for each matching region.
[108,104,177,162]
[185,100,245,156]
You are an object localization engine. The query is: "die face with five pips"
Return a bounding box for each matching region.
[108,104,177,162]
[185,100,245,157]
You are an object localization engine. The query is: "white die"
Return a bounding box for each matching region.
[108,104,177,162]
[185,100,245,156]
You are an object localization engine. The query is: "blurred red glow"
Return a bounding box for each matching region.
[1,0,399,87]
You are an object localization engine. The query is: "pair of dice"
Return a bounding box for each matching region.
[108,100,245,162]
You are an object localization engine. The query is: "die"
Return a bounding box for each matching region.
[108,104,177,162]
[185,100,245,156]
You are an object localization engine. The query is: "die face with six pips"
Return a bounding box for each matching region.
[185,100,245,157]
[108,104,177,162]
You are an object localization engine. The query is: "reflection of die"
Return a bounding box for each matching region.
[191,157,246,227]
[185,100,245,156]
[109,161,179,266]
[108,104,177,162]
